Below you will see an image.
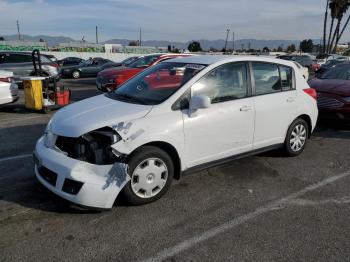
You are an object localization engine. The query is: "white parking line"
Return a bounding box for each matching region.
[0,153,32,163]
[141,171,350,262]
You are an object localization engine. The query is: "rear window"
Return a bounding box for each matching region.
[129,55,161,68]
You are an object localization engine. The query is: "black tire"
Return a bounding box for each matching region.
[284,118,309,157]
[72,70,80,79]
[121,146,174,205]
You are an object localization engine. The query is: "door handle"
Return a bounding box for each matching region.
[240,105,252,112]
[287,97,295,103]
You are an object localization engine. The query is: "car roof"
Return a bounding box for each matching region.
[167,55,296,67]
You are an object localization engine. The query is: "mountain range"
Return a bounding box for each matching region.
[1,34,316,50]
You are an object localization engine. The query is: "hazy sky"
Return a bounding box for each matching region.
[0,0,345,42]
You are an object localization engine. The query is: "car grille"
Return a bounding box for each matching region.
[317,96,344,109]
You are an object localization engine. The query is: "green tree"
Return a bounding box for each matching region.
[300,39,314,53]
[277,46,283,52]
[262,46,270,53]
[287,44,296,53]
[128,41,139,46]
[187,41,202,52]
[0,36,4,41]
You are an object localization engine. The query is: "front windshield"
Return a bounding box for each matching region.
[128,55,161,68]
[106,62,206,105]
[320,65,350,80]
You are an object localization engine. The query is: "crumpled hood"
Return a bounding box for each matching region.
[51,94,152,137]
[308,78,350,97]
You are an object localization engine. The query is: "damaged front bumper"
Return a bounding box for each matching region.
[34,136,130,209]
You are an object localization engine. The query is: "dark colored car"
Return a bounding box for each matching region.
[278,55,313,68]
[98,56,140,72]
[315,59,345,77]
[0,51,60,84]
[96,53,193,92]
[58,57,85,67]
[61,58,112,79]
[308,63,350,121]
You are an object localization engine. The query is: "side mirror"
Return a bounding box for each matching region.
[189,95,211,116]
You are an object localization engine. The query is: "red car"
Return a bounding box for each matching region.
[308,62,350,121]
[96,53,193,92]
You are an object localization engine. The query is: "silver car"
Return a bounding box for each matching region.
[0,52,60,84]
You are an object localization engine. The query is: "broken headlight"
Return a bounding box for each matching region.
[44,120,57,149]
[55,127,122,165]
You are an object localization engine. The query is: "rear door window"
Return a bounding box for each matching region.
[252,62,281,95]
[252,62,295,95]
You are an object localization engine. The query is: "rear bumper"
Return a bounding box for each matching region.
[34,136,130,209]
[318,108,350,121]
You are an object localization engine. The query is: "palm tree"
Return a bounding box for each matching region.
[323,0,330,55]
[333,0,350,52]
[327,0,350,54]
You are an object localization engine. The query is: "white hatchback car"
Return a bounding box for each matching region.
[34,56,318,209]
[0,70,19,105]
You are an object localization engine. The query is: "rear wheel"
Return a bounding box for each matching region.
[72,70,80,79]
[121,146,174,205]
[284,118,309,157]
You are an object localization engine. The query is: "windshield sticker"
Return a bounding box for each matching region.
[185,64,205,70]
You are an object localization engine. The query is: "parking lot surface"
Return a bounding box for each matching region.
[0,79,349,262]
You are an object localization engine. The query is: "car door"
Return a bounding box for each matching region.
[182,62,255,168]
[251,62,297,149]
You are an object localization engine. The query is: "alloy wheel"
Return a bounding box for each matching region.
[290,124,307,152]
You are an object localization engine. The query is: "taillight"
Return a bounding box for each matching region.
[51,63,59,68]
[303,88,317,100]
[0,77,12,83]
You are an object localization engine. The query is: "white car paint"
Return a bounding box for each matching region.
[293,61,309,80]
[0,70,19,105]
[34,55,318,209]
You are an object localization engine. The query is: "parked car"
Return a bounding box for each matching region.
[61,58,112,79]
[43,54,58,62]
[315,59,345,77]
[278,55,313,68]
[0,51,60,84]
[98,56,141,72]
[96,53,193,92]
[58,57,85,67]
[34,55,318,209]
[309,63,350,121]
[293,61,309,80]
[0,70,19,105]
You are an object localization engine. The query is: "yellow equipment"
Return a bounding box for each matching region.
[23,76,46,110]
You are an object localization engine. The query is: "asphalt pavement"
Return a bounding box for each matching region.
[0,78,349,262]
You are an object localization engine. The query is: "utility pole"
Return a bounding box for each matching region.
[139,27,142,46]
[232,31,235,52]
[224,29,230,53]
[95,25,98,44]
[16,20,21,41]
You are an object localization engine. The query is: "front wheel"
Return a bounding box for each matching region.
[72,70,80,79]
[121,146,174,205]
[284,118,309,157]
